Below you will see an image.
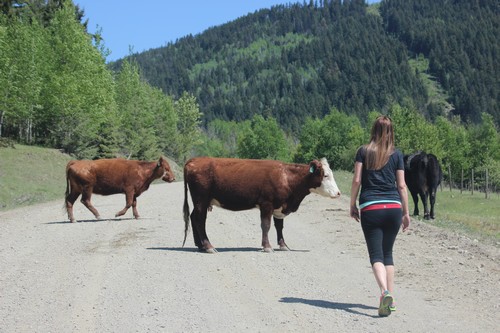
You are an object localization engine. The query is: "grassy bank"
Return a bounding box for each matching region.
[1,145,499,243]
[334,170,500,243]
[0,145,72,210]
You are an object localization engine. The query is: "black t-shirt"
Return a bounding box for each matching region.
[355,146,404,206]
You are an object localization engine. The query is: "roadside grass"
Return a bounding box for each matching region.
[333,170,500,243]
[0,144,72,211]
[427,189,500,242]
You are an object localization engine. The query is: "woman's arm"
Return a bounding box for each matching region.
[396,169,411,231]
[350,162,363,222]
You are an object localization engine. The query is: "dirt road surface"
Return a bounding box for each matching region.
[1,181,498,332]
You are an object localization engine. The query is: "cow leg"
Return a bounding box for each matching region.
[422,192,430,220]
[410,190,420,216]
[429,188,437,219]
[189,210,202,249]
[274,217,289,251]
[116,191,134,218]
[260,208,273,253]
[131,196,140,219]
[65,191,80,223]
[191,204,216,253]
[80,188,101,220]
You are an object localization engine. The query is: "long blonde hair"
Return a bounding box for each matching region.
[364,115,395,170]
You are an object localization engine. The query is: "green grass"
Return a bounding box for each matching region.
[0,145,72,210]
[427,189,500,241]
[333,170,500,243]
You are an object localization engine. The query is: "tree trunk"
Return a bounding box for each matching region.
[471,169,474,195]
[448,164,452,191]
[485,168,489,199]
[0,110,4,137]
[461,168,464,194]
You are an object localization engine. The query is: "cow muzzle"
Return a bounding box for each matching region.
[162,174,175,182]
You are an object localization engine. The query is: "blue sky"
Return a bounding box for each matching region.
[74,1,378,62]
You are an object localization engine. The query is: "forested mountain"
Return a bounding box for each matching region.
[117,0,498,131]
[380,0,499,125]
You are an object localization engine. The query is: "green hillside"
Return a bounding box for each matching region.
[118,0,498,130]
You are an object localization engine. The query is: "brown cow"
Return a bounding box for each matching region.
[182,157,341,253]
[65,157,175,223]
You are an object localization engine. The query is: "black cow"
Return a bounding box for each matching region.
[404,151,442,219]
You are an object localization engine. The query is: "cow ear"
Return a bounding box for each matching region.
[309,161,319,174]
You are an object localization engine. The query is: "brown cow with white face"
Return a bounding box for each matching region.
[182,157,341,253]
[65,157,175,223]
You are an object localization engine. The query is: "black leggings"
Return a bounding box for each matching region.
[361,208,402,266]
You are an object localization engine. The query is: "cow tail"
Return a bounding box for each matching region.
[182,173,190,248]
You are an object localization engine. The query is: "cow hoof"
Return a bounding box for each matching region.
[205,248,218,254]
[424,215,430,220]
[262,247,274,253]
[278,245,290,251]
[70,219,76,223]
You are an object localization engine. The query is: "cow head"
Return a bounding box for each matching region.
[309,158,341,198]
[158,157,175,182]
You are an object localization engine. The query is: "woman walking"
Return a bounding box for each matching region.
[350,115,410,317]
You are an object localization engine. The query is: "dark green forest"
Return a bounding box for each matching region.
[1,0,499,192]
[120,0,498,130]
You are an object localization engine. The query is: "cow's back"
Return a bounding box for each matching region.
[184,157,289,210]
[426,154,442,189]
[405,153,426,193]
[67,159,138,195]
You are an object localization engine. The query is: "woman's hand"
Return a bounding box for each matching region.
[350,205,360,222]
[402,213,410,232]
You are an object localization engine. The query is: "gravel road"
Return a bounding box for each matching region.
[0,181,498,332]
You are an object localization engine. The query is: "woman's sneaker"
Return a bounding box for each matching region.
[378,290,393,317]
[389,299,396,312]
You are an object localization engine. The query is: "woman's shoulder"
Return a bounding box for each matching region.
[357,145,368,153]
[392,148,403,157]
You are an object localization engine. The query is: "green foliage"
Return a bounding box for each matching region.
[434,115,471,185]
[114,59,159,159]
[114,59,182,160]
[173,92,203,163]
[0,0,117,158]
[468,113,499,169]
[295,108,365,170]
[0,1,191,163]
[237,115,292,161]
[390,104,442,157]
[44,2,116,158]
[195,119,247,157]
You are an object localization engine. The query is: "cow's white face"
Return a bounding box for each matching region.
[310,158,341,198]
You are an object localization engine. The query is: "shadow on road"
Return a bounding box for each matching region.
[280,297,378,318]
[45,217,138,224]
[147,246,261,253]
[147,246,312,253]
